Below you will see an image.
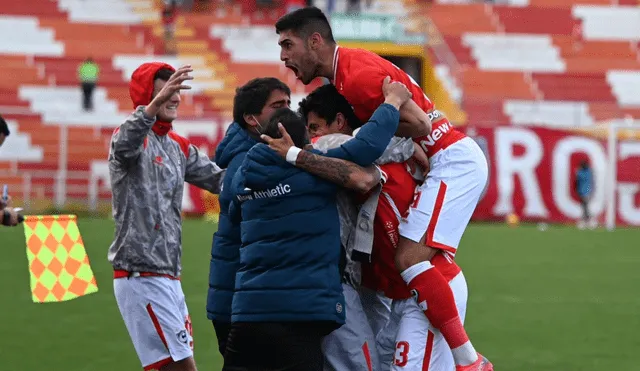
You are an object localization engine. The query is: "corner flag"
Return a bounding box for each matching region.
[23,215,98,303]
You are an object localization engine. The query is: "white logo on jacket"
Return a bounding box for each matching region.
[237,183,292,202]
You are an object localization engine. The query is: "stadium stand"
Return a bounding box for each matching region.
[1,0,639,212]
[420,0,640,126]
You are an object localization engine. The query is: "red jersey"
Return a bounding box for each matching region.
[332,46,465,158]
[360,162,462,300]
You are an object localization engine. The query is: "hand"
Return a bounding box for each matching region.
[260,123,296,159]
[146,65,194,116]
[411,142,430,176]
[382,76,412,109]
[2,207,18,227]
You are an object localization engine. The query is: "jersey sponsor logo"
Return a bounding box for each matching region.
[427,109,442,122]
[237,183,292,202]
[419,121,454,150]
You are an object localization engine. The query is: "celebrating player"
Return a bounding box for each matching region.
[207,77,292,356]
[274,7,492,371]
[296,84,468,370]
[108,62,225,371]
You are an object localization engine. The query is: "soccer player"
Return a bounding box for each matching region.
[273,7,492,370]
[207,77,292,356]
[297,84,469,371]
[109,62,225,371]
[224,78,412,370]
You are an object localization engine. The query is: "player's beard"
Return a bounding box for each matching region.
[299,64,320,85]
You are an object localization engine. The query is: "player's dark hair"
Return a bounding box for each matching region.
[298,84,362,131]
[154,68,174,82]
[0,115,9,136]
[275,7,335,43]
[233,77,291,129]
[264,108,309,149]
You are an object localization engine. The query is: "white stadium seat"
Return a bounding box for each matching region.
[573,6,640,42]
[56,0,157,24]
[504,100,594,128]
[0,121,44,162]
[0,16,64,56]
[462,33,566,72]
[607,71,640,107]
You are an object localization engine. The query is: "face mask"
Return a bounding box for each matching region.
[250,115,265,134]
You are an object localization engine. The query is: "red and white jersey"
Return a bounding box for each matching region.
[331,46,465,158]
[360,162,461,300]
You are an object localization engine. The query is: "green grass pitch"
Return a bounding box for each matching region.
[1,218,638,370]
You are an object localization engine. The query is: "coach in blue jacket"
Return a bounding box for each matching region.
[207,77,291,355]
[222,78,411,371]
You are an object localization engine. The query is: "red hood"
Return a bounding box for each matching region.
[129,62,176,136]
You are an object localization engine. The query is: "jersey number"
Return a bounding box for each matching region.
[394,341,410,367]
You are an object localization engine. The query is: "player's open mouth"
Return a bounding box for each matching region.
[166,104,178,110]
[286,64,300,78]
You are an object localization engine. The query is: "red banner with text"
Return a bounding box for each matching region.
[466,126,640,226]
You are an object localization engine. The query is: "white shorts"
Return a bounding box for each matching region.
[323,283,381,371]
[114,276,194,370]
[399,137,488,254]
[377,272,468,371]
[358,286,392,338]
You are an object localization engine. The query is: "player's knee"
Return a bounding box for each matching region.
[395,237,438,272]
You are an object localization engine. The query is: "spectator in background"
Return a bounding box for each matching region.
[575,160,594,230]
[78,57,99,112]
[163,0,180,55]
[346,0,360,14]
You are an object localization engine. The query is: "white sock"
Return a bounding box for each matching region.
[451,341,478,366]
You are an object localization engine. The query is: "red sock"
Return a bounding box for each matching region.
[401,261,469,349]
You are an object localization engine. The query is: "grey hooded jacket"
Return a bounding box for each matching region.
[107,106,225,277]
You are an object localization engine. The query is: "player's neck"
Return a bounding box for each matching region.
[319,44,338,80]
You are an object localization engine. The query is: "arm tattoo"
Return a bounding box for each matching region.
[296,150,378,187]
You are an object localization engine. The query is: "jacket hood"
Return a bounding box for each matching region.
[241,143,298,190]
[215,122,257,169]
[129,62,176,136]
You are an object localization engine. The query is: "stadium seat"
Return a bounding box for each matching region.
[504,100,594,127]
[0,121,44,162]
[56,0,158,24]
[462,33,566,72]
[573,6,640,41]
[0,16,64,56]
[607,71,640,107]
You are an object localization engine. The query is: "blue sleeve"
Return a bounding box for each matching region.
[321,103,400,166]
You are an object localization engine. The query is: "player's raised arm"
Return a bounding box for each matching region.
[110,65,193,163]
